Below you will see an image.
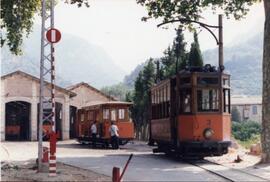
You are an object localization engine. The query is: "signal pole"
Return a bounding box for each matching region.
[39,0,59,175]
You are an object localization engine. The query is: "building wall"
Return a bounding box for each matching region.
[232,104,262,123]
[69,85,110,109]
[1,74,71,141]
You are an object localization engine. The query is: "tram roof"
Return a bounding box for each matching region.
[82,101,133,109]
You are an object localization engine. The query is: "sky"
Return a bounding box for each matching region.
[41,0,265,73]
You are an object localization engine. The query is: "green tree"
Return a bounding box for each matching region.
[1,0,89,55]
[125,91,133,102]
[132,72,145,138]
[160,45,175,78]
[101,83,130,101]
[188,31,203,67]
[132,59,156,140]
[137,0,270,163]
[160,28,187,79]
[231,107,241,122]
[174,28,187,71]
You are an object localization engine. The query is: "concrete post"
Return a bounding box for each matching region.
[31,103,38,140]
[31,82,38,141]
[1,99,5,141]
[1,80,6,141]
[62,95,70,140]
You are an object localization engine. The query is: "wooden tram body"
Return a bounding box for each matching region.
[77,101,134,146]
[150,67,231,157]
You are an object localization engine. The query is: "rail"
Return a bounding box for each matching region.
[187,159,269,182]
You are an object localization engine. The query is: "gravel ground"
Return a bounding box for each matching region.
[1,160,110,181]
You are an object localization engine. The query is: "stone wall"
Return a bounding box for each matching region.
[1,73,71,141]
[232,104,262,123]
[69,85,110,109]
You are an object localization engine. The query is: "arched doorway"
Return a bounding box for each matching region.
[70,106,77,139]
[5,101,31,141]
[37,102,63,140]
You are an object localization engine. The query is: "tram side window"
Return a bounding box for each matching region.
[180,89,191,113]
[197,89,219,112]
[151,84,170,119]
[103,109,109,119]
[167,85,170,117]
[151,90,157,119]
[119,109,125,120]
[80,113,84,122]
[88,111,94,120]
[159,89,162,118]
[223,89,231,113]
[111,109,116,121]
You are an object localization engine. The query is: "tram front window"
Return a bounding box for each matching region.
[197,89,219,112]
[180,89,191,113]
[223,89,231,113]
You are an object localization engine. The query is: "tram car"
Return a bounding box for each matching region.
[77,101,134,146]
[149,65,231,157]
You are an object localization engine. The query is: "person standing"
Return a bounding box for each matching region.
[109,121,119,149]
[91,121,97,148]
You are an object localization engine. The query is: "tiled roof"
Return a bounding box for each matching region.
[67,82,116,101]
[1,70,76,97]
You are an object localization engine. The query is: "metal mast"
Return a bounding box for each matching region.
[38,0,56,174]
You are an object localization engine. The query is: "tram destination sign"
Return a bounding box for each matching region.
[46,28,61,43]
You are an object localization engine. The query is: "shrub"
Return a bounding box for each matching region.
[232,121,261,141]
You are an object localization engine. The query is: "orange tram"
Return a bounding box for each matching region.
[77,101,134,147]
[149,65,231,158]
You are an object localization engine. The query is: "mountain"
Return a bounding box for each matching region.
[123,62,146,88]
[1,25,126,88]
[124,32,263,95]
[203,32,263,95]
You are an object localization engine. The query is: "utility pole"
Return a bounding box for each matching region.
[218,14,224,70]
[39,0,60,176]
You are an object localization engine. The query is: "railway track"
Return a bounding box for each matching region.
[1,144,10,162]
[188,159,269,182]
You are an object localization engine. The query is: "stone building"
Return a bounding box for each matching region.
[66,82,115,138]
[231,95,262,123]
[67,82,115,109]
[0,71,114,141]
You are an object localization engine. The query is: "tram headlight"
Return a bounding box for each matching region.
[203,128,214,139]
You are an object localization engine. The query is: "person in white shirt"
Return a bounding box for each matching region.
[91,121,97,148]
[109,121,119,149]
